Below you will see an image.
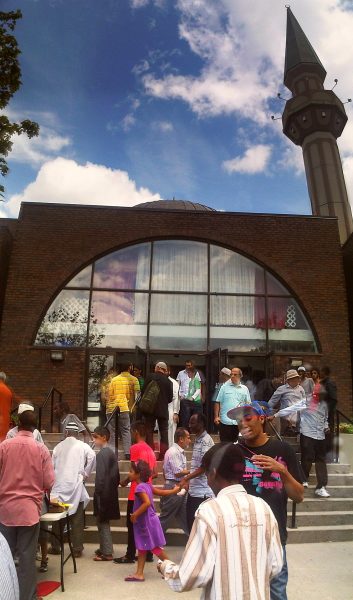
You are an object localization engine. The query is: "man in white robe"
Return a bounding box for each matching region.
[168,371,180,448]
[49,421,96,557]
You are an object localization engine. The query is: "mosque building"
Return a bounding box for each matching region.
[1,9,353,425]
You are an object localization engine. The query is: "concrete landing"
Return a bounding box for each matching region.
[38,542,353,599]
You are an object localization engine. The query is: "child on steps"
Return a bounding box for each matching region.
[124,459,181,582]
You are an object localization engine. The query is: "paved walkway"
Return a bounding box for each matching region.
[39,542,353,599]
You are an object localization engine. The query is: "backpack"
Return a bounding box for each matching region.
[139,380,160,416]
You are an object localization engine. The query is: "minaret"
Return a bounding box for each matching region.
[282,7,353,244]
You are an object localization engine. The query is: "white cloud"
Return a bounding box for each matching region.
[3,158,161,217]
[276,143,305,177]
[1,108,72,167]
[152,120,174,132]
[222,144,272,174]
[130,0,149,7]
[134,0,353,200]
[121,114,136,132]
[9,127,71,166]
[141,1,353,123]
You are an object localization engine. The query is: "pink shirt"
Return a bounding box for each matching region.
[0,430,55,526]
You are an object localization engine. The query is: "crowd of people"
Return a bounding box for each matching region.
[0,361,338,600]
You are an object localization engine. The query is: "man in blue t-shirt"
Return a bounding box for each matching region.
[214,367,251,442]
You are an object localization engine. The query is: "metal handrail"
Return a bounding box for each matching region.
[38,386,62,432]
[104,406,120,455]
[333,408,353,463]
[336,409,353,425]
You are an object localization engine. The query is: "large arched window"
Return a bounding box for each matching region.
[34,240,317,353]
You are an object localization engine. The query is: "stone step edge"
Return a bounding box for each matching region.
[287,524,353,531]
[82,524,353,533]
[292,510,353,516]
[84,509,353,520]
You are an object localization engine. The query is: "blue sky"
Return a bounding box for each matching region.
[2,0,353,218]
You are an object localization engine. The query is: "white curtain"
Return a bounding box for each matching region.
[150,241,207,324]
[210,246,257,326]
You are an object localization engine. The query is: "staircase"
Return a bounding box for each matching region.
[42,433,353,545]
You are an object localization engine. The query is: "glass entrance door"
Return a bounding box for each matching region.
[206,348,228,430]
[87,353,114,429]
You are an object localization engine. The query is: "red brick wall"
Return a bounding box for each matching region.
[0,203,351,417]
[0,226,13,328]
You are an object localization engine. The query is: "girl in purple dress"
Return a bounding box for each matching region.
[125,460,181,582]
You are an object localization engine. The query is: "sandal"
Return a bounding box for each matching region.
[124,576,145,582]
[93,554,113,561]
[94,549,103,556]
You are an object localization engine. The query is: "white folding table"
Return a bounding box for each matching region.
[40,508,77,592]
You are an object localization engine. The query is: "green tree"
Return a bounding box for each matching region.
[0,10,39,198]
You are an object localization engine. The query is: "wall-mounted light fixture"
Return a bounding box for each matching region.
[291,358,303,367]
[50,351,64,362]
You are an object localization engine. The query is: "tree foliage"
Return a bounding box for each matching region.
[0,10,39,198]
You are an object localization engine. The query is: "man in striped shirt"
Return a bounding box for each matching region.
[158,443,283,599]
[159,428,190,535]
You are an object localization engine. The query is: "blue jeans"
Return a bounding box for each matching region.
[270,545,288,600]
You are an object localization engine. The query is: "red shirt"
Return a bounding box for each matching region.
[129,441,156,501]
[0,430,55,526]
[0,381,13,442]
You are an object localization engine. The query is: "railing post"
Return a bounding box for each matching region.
[114,408,120,457]
[334,409,339,463]
[50,388,54,432]
[291,501,297,529]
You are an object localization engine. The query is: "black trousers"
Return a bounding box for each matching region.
[300,433,328,488]
[144,415,169,459]
[126,499,135,560]
[179,399,203,429]
[219,422,239,443]
[186,494,210,534]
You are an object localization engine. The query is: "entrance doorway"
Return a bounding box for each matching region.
[85,347,270,430]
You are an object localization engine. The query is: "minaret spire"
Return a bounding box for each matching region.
[284,7,326,91]
[282,7,353,244]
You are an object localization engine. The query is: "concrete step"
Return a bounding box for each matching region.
[307,473,353,485]
[299,497,353,511]
[286,524,353,543]
[82,525,188,546]
[84,509,353,529]
[292,511,353,526]
[82,523,353,545]
[306,486,353,498]
[86,497,162,512]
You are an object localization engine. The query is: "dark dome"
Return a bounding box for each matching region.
[136,199,216,212]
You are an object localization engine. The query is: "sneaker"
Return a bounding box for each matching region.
[302,481,309,488]
[314,487,330,498]
[39,559,48,573]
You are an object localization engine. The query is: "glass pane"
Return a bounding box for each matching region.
[35,290,89,347]
[87,354,114,430]
[268,297,317,352]
[93,243,151,290]
[66,265,92,288]
[210,245,264,293]
[210,296,266,352]
[266,273,290,295]
[151,240,207,292]
[90,291,148,348]
[149,293,207,350]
